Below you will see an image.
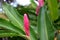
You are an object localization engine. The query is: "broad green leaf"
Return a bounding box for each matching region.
[45,12,55,40]
[0,18,25,36]
[37,6,55,40]
[2,3,24,30]
[0,30,18,37]
[47,0,58,21]
[30,26,38,40]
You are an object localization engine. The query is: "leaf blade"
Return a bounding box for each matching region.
[37,6,55,40]
[0,30,18,37]
[47,0,58,21]
[2,3,24,30]
[0,18,25,36]
[30,26,38,40]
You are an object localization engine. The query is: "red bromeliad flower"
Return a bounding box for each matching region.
[36,0,44,16]
[24,14,30,37]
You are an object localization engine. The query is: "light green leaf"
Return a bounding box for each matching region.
[30,26,38,40]
[2,3,24,30]
[47,0,58,21]
[30,0,37,8]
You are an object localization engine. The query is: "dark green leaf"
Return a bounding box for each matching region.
[0,30,18,37]
[37,6,55,40]
[0,18,25,36]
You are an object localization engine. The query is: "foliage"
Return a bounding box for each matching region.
[0,0,60,40]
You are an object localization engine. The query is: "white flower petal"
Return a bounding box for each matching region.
[16,0,31,6]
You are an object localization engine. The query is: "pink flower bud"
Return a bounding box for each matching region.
[36,6,40,16]
[24,14,30,37]
[38,0,44,7]
[36,0,44,16]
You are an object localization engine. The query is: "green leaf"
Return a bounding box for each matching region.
[0,30,26,39]
[2,3,24,30]
[0,30,18,37]
[47,0,58,21]
[37,6,55,40]
[17,6,35,15]
[0,18,25,36]
[30,26,38,40]
[30,0,37,8]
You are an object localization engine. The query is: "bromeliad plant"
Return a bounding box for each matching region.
[0,0,60,40]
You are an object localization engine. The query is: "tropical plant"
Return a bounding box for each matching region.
[0,0,60,40]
